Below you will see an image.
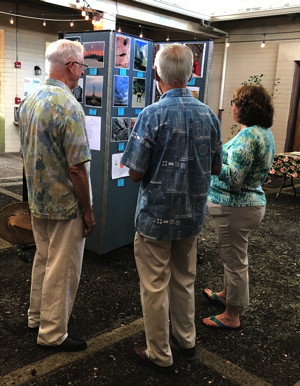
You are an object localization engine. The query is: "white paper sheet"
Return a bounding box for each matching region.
[111,153,129,179]
[85,115,101,151]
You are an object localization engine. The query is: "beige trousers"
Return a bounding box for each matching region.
[134,232,198,367]
[208,201,265,307]
[29,215,85,346]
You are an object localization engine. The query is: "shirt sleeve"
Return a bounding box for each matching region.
[218,129,256,191]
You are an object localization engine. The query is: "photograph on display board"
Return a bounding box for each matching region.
[130,118,137,134]
[85,75,103,108]
[184,43,206,78]
[115,35,131,69]
[111,117,130,141]
[72,78,83,103]
[113,75,129,107]
[152,80,161,104]
[187,86,200,100]
[132,77,146,108]
[134,39,148,71]
[83,41,105,68]
[65,36,81,42]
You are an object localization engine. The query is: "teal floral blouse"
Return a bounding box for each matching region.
[208,125,275,207]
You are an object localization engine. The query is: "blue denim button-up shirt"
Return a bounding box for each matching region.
[122,88,222,240]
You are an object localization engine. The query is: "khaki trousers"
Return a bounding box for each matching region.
[134,232,198,367]
[208,201,265,307]
[29,215,85,346]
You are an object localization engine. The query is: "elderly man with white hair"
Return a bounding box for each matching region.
[19,39,95,352]
[122,43,222,373]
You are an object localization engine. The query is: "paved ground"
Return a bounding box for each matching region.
[0,153,299,386]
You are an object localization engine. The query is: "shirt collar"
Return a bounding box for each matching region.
[160,88,192,100]
[45,78,73,96]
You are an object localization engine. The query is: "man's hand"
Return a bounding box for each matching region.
[82,208,96,237]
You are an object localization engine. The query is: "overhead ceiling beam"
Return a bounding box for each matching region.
[41,0,227,38]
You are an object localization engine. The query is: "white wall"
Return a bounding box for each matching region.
[207,15,300,152]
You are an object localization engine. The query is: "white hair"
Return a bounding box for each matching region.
[154,43,193,84]
[46,39,84,71]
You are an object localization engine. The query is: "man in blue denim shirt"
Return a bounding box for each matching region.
[121,43,222,373]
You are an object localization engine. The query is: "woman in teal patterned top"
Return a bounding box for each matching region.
[202,85,275,329]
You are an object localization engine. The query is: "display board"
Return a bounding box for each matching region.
[62,31,213,255]
[152,41,214,103]
[63,30,153,254]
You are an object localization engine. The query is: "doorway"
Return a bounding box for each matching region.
[285,61,300,151]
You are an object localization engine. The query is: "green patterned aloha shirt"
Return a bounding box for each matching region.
[208,125,275,207]
[19,78,91,219]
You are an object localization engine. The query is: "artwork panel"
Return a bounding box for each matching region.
[132,77,146,108]
[134,39,148,71]
[113,75,129,107]
[72,78,83,103]
[83,41,105,68]
[111,117,130,142]
[85,75,103,108]
[115,35,131,69]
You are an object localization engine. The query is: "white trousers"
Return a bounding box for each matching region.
[29,215,85,346]
[134,232,198,367]
[208,201,265,307]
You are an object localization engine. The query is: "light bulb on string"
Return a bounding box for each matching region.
[166,32,170,41]
[139,25,143,38]
[225,35,230,48]
[43,19,46,27]
[261,34,266,48]
[10,16,14,25]
[81,9,86,17]
[85,13,89,20]
[117,23,122,33]
[70,20,74,27]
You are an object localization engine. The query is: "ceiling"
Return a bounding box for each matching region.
[131,0,300,21]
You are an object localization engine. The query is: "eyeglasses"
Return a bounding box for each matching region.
[65,61,89,70]
[230,99,237,106]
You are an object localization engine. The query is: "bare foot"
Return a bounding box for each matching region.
[203,288,226,305]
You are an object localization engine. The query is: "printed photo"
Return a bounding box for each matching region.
[132,77,146,108]
[113,75,129,107]
[115,35,131,69]
[85,75,103,108]
[130,118,137,134]
[187,86,200,100]
[83,41,105,68]
[185,43,206,78]
[65,36,81,42]
[72,78,83,103]
[134,39,148,71]
[152,80,161,104]
[111,117,130,141]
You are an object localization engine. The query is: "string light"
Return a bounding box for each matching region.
[166,32,170,41]
[70,20,74,27]
[81,8,86,17]
[139,24,143,38]
[117,23,122,33]
[43,19,46,27]
[226,35,230,48]
[85,13,89,20]
[10,16,14,24]
[261,34,266,48]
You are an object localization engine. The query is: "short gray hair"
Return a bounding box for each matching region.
[154,43,193,84]
[46,39,84,69]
